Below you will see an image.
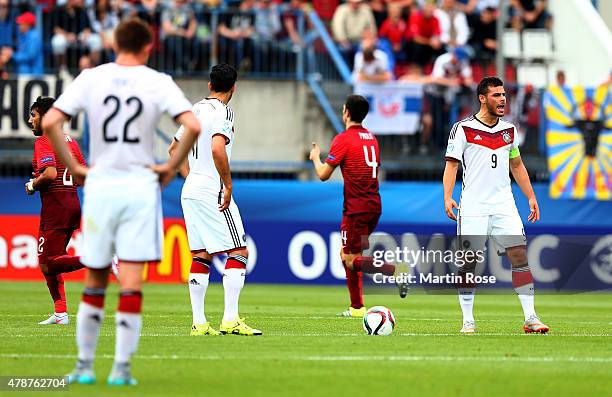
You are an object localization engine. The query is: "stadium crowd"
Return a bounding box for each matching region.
[0,0,552,77]
[0,0,553,154]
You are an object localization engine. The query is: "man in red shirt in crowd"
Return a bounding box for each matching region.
[309,94,407,318]
[408,0,441,66]
[379,2,408,62]
[26,96,85,325]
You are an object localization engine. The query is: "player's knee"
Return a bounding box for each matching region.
[85,268,110,289]
[39,263,50,275]
[506,246,527,267]
[343,254,357,269]
[233,248,248,258]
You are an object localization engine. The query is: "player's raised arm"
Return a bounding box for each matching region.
[309,142,335,181]
[510,154,540,223]
[443,160,459,221]
[42,108,88,182]
[212,134,233,211]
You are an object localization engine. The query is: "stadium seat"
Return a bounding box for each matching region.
[502,30,522,59]
[517,63,548,88]
[521,29,554,60]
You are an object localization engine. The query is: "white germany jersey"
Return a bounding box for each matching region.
[175,97,235,199]
[445,115,521,216]
[54,63,192,176]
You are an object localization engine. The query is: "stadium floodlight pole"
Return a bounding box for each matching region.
[496,0,508,79]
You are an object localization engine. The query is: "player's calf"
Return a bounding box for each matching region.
[189,255,212,330]
[68,286,106,383]
[113,290,142,376]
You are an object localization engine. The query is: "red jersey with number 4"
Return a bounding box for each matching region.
[326,125,381,215]
[32,135,85,230]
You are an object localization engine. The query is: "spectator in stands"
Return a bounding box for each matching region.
[435,0,469,50]
[0,0,14,49]
[408,0,441,67]
[378,2,407,63]
[254,0,281,41]
[161,0,198,73]
[512,83,539,151]
[468,6,496,62]
[282,0,311,49]
[137,0,163,27]
[369,0,387,28]
[51,0,102,71]
[427,46,472,149]
[510,0,552,30]
[400,64,433,154]
[253,0,282,72]
[88,0,121,63]
[554,70,568,88]
[136,0,163,60]
[352,33,392,83]
[312,0,338,23]
[331,0,376,68]
[218,0,255,71]
[0,0,14,78]
[6,11,43,75]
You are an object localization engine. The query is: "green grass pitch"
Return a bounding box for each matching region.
[0,281,611,397]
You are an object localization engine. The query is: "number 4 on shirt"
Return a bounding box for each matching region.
[363,145,377,178]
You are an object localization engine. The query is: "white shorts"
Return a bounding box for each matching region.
[457,211,526,252]
[81,170,163,268]
[181,192,246,254]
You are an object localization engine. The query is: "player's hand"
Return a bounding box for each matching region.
[309,142,321,161]
[527,197,540,223]
[444,198,458,221]
[151,163,176,188]
[219,186,232,212]
[25,179,35,195]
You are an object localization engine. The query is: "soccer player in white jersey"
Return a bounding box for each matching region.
[443,76,549,334]
[168,64,262,336]
[42,18,201,385]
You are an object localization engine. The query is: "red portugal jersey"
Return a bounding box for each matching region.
[32,135,85,230]
[325,125,381,215]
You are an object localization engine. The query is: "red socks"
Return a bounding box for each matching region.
[118,291,143,313]
[352,256,395,276]
[512,265,534,289]
[45,274,67,312]
[344,262,363,309]
[82,287,105,308]
[190,257,211,273]
[226,254,247,270]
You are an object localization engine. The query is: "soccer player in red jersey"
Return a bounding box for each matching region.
[26,96,86,325]
[309,94,406,318]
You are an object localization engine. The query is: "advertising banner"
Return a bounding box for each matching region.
[1,180,612,289]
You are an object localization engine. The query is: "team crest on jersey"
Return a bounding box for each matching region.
[502,132,512,143]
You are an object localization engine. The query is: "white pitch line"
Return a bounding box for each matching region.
[2,332,611,338]
[4,314,611,325]
[0,353,610,364]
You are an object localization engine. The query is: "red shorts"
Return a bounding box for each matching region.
[38,228,75,264]
[340,213,380,254]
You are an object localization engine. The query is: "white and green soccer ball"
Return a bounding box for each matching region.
[362,306,396,336]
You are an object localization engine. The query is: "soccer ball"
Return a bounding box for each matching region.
[362,306,396,336]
